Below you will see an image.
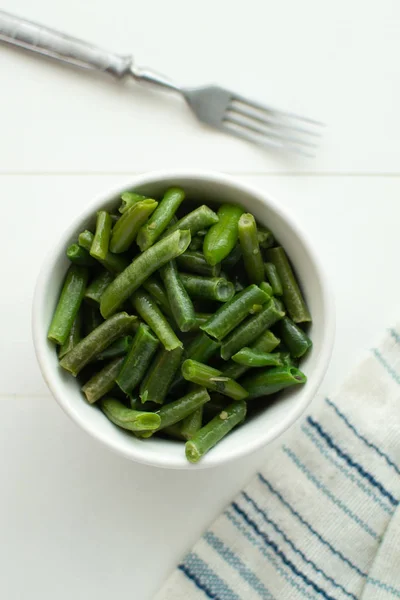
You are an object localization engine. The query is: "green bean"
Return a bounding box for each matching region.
[264,262,283,296]
[160,260,196,332]
[257,227,275,249]
[90,211,113,260]
[221,244,242,270]
[162,424,186,441]
[58,309,82,359]
[59,312,137,376]
[84,271,114,306]
[260,281,273,297]
[203,394,230,419]
[142,276,172,317]
[192,312,213,330]
[241,366,307,398]
[279,317,312,358]
[265,247,311,323]
[157,387,210,430]
[109,199,158,254]
[116,323,159,395]
[180,407,203,440]
[100,397,161,432]
[203,204,244,266]
[180,274,235,303]
[176,251,221,277]
[189,236,203,251]
[119,192,149,214]
[83,304,104,336]
[165,205,219,237]
[222,330,281,379]
[170,332,221,393]
[280,352,299,368]
[140,346,183,404]
[95,336,132,361]
[182,360,248,400]
[137,187,185,251]
[220,297,285,360]
[185,400,247,463]
[82,356,125,404]
[100,229,191,318]
[232,348,283,367]
[79,230,129,274]
[48,265,88,345]
[238,213,264,284]
[200,284,270,341]
[66,243,97,267]
[132,289,182,350]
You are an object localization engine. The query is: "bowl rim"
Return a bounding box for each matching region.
[32,169,335,469]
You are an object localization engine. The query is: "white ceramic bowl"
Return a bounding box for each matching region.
[32,170,335,469]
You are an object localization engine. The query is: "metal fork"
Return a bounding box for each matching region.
[0,9,322,156]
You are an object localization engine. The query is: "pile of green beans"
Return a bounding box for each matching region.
[48,187,312,463]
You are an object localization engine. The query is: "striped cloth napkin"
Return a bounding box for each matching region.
[154,327,400,600]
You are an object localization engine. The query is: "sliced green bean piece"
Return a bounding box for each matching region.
[165,205,219,238]
[176,251,221,277]
[110,199,158,254]
[180,406,203,440]
[238,213,264,284]
[203,204,244,266]
[203,394,230,419]
[66,243,97,267]
[162,424,186,441]
[116,323,159,395]
[137,187,185,251]
[96,336,132,361]
[184,332,221,363]
[100,397,161,431]
[185,400,247,463]
[59,312,137,376]
[83,304,104,336]
[257,227,275,249]
[221,244,242,271]
[280,352,299,368]
[180,273,235,303]
[48,265,88,345]
[90,211,113,260]
[160,260,196,332]
[222,330,281,379]
[264,262,283,296]
[182,359,248,400]
[84,271,114,306]
[79,230,129,274]
[265,247,311,323]
[140,346,183,404]
[189,236,203,251]
[119,192,149,214]
[82,356,125,404]
[100,229,191,318]
[220,297,285,360]
[157,387,210,430]
[192,312,213,331]
[58,309,82,359]
[241,366,307,398]
[142,276,172,318]
[200,284,269,341]
[132,289,182,350]
[232,348,283,367]
[260,281,273,297]
[280,316,312,358]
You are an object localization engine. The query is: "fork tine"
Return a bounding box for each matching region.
[231,94,324,128]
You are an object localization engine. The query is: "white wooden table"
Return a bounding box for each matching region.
[1,1,399,598]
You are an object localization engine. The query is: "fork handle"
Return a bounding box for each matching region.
[0,9,132,78]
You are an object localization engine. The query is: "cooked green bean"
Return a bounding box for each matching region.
[203,394,230,419]
[200,284,270,341]
[116,323,159,395]
[180,274,235,302]
[48,265,88,345]
[100,229,191,318]
[184,332,221,363]
[90,211,113,260]
[241,366,307,398]
[238,213,264,284]
[59,312,137,376]
[221,244,242,270]
[110,199,158,254]
[82,356,125,404]
[58,309,82,359]
[192,312,213,330]
[180,407,203,440]
[220,297,285,360]
[162,424,187,441]
[182,359,248,400]
[132,289,182,350]
[232,348,283,367]
[100,397,161,431]
[157,387,210,430]
[203,204,244,266]
[165,205,219,237]
[189,236,203,251]
[264,262,283,296]
[66,243,97,267]
[257,227,275,249]
[137,187,185,251]
[142,276,172,317]
[176,251,221,277]
[280,352,299,368]
[185,400,247,463]
[140,346,183,404]
[280,317,312,358]
[79,230,129,274]
[265,247,311,323]
[119,191,148,214]
[95,336,132,361]
[84,271,114,306]
[222,330,281,379]
[83,304,104,336]
[160,260,196,332]
[260,281,273,297]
